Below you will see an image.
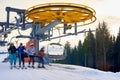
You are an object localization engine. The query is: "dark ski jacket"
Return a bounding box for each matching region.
[8,46,17,54]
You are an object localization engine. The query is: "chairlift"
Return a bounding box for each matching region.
[0,40,7,46]
[47,42,64,55]
[49,43,62,47]
[0,35,8,46]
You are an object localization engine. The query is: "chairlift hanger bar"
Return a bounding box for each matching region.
[39,29,95,42]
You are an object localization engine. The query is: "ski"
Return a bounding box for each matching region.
[27,66,35,69]
[10,66,20,69]
[10,66,28,69]
[35,66,48,70]
[18,66,27,69]
[21,67,27,69]
[14,66,20,69]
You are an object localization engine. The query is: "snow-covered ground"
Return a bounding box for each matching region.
[0,54,120,80]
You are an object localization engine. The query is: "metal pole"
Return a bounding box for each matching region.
[48,29,51,41]
[35,35,39,54]
[22,12,25,30]
[75,23,77,35]
[34,23,40,54]
[63,24,67,34]
[6,7,10,29]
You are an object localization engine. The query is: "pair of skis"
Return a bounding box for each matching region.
[10,66,27,69]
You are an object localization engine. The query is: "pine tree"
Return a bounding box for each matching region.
[63,41,72,64]
[95,22,111,71]
[114,27,120,72]
[82,29,96,68]
[71,46,77,65]
[77,40,84,66]
[106,36,115,71]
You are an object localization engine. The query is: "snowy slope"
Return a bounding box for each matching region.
[0,54,120,80]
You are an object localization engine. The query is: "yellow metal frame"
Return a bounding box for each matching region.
[25,3,96,27]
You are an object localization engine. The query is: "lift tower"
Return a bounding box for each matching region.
[25,3,96,53]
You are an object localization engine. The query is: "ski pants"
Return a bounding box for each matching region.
[28,55,35,66]
[18,53,25,67]
[38,57,44,67]
[9,53,17,66]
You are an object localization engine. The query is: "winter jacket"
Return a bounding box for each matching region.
[17,46,26,54]
[27,47,36,56]
[37,50,45,58]
[8,46,17,54]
